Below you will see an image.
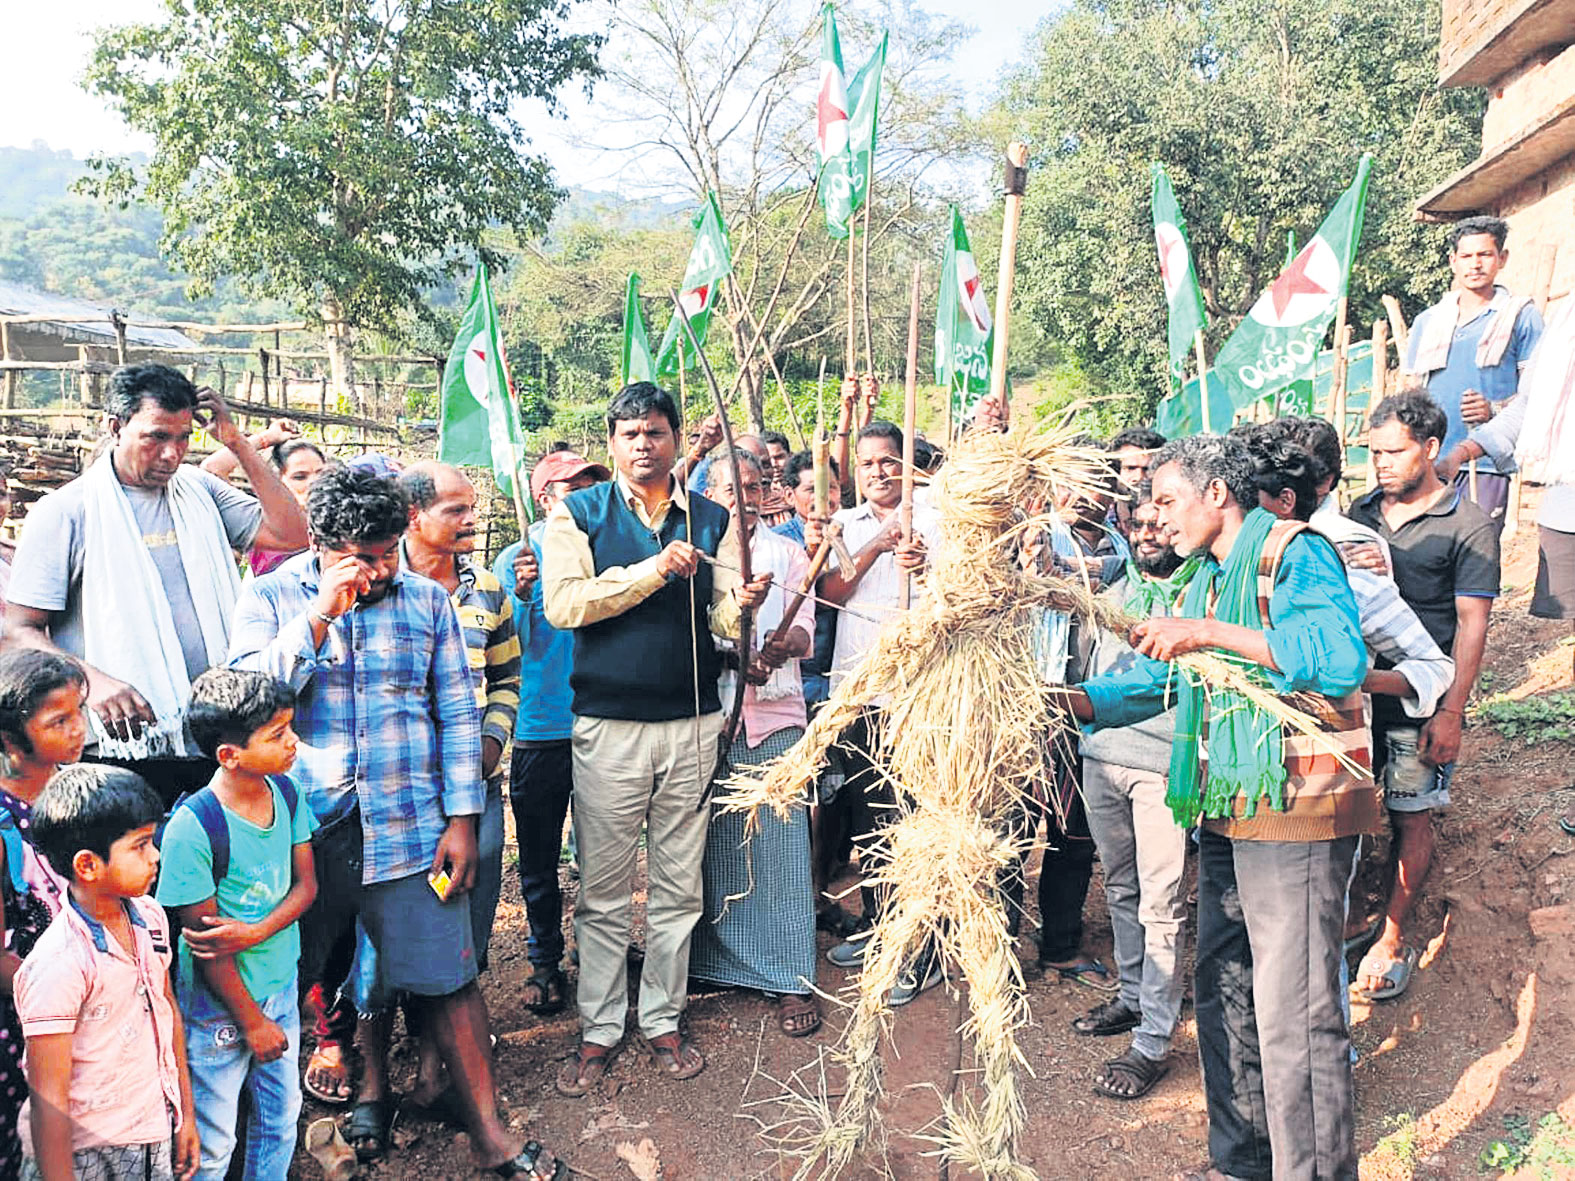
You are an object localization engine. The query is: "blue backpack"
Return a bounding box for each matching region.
[167,774,300,887]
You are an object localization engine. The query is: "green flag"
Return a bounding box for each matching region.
[438,262,525,496]
[622,272,655,384]
[653,192,733,376]
[846,32,886,217]
[1151,163,1208,392]
[1213,155,1373,412]
[816,4,855,238]
[934,205,993,419]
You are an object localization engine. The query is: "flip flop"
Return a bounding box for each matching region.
[1353,946,1419,1002]
[1043,957,1120,993]
[1558,815,1575,837]
[648,1031,705,1080]
[304,1117,357,1181]
[303,1041,355,1106]
[344,1096,397,1163]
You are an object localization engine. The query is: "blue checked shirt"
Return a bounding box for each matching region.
[227,550,484,885]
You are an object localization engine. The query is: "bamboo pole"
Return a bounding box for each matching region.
[845,230,858,379]
[1381,295,1409,361]
[1331,321,1353,464]
[1194,329,1211,434]
[860,180,875,375]
[899,264,920,609]
[0,322,16,410]
[986,142,1030,427]
[1367,319,1388,491]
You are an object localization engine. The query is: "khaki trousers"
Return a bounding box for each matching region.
[570,712,723,1046]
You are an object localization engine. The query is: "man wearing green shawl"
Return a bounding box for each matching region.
[1063,434,1378,1181]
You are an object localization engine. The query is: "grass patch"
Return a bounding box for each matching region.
[1479,1112,1575,1177]
[1472,692,1575,743]
[1370,1112,1421,1171]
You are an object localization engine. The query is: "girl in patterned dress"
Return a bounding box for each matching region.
[0,652,87,1181]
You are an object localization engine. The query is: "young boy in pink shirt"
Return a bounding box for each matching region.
[15,765,198,1181]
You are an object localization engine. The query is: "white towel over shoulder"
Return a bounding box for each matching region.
[79,453,243,758]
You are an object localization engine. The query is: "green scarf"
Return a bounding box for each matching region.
[1122,554,1202,622]
[1163,508,1289,826]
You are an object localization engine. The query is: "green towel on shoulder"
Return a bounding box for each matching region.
[1163,509,1289,826]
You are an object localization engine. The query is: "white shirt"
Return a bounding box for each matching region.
[829,499,941,693]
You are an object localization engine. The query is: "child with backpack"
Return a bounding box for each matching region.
[0,651,89,1181]
[17,764,199,1181]
[154,669,317,1180]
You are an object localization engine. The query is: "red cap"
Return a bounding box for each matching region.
[531,450,610,500]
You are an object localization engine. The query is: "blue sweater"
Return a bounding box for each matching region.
[494,527,574,743]
[561,480,729,721]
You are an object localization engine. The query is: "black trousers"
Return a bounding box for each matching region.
[1002,757,1095,963]
[838,709,898,922]
[509,740,575,969]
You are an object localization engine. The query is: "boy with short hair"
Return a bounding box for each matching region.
[17,764,199,1181]
[155,669,318,1180]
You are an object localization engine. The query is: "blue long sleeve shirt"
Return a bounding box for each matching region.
[494,526,575,743]
[227,551,483,885]
[1083,526,1367,730]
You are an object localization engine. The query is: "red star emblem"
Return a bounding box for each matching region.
[817,74,846,141]
[1267,243,1328,320]
[471,347,487,363]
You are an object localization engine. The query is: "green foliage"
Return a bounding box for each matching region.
[78,0,603,332]
[1373,1113,1420,1170]
[1479,1112,1575,1177]
[999,0,1485,421]
[1472,693,1575,743]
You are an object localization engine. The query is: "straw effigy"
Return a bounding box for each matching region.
[722,415,1366,1179]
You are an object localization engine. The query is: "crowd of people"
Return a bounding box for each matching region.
[0,212,1562,1181]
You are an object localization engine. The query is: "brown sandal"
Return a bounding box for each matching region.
[647,1031,705,1080]
[555,1041,612,1098]
[777,994,821,1038]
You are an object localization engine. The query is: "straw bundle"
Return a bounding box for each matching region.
[721,416,1365,1178]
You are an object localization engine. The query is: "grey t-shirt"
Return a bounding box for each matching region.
[8,465,262,683]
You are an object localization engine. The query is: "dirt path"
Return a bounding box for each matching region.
[292,498,1575,1180]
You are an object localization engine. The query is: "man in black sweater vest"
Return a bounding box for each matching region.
[542,383,770,1095]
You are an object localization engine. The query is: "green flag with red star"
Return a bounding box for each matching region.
[438,261,525,496]
[934,205,993,417]
[1213,155,1373,414]
[652,192,732,376]
[1151,163,1208,393]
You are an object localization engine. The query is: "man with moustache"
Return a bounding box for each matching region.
[1070,488,1199,1101]
[228,466,557,1177]
[542,382,770,1093]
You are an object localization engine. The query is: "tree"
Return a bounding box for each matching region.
[998,0,1485,420]
[78,0,602,395]
[587,0,981,429]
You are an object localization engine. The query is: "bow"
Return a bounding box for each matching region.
[670,290,751,808]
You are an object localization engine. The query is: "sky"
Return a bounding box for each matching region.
[2,0,1043,194]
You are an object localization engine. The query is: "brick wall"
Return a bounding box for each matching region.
[1441,0,1517,79]
[1482,42,1575,149]
[1494,152,1575,305]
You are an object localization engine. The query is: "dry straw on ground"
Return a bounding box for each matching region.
[723,416,1367,1179]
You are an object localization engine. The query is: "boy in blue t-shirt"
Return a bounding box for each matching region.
[156,669,317,1181]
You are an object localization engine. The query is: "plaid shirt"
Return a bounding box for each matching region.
[228,550,483,884]
[402,545,520,753]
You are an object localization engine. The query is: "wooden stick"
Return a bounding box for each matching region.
[1331,321,1353,463]
[770,537,835,643]
[1194,329,1211,434]
[845,230,857,378]
[899,263,921,609]
[1367,319,1388,492]
[861,184,875,374]
[986,142,1029,426]
[1381,295,1410,361]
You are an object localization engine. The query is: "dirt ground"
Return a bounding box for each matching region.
[292,492,1575,1180]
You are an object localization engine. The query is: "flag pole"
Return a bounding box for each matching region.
[861,169,875,374]
[900,263,920,609]
[846,230,858,380]
[1194,329,1211,434]
[986,142,1029,427]
[489,281,532,535]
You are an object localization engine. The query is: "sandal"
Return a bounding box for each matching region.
[1353,945,1419,1002]
[303,1040,355,1106]
[555,1041,612,1098]
[303,1117,357,1181]
[1343,916,1382,957]
[1093,1046,1170,1100]
[648,1031,705,1080]
[1071,998,1140,1037]
[777,993,821,1038]
[522,965,568,1015]
[490,1139,568,1180]
[1558,815,1575,837]
[345,1095,397,1163]
[1042,956,1120,993]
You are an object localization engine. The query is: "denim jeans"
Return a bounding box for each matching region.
[509,741,574,969]
[179,973,301,1181]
